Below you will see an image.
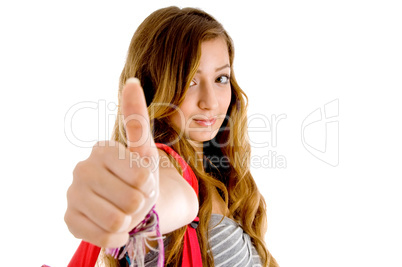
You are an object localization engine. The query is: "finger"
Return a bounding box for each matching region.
[72,178,157,235]
[64,208,129,248]
[121,77,156,157]
[79,189,143,233]
[89,167,152,213]
[90,142,156,198]
[68,181,135,233]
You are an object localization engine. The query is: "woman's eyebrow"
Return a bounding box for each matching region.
[197,64,230,73]
[215,64,230,72]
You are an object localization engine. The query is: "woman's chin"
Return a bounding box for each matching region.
[189,132,219,143]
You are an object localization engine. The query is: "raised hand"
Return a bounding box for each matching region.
[64,78,159,248]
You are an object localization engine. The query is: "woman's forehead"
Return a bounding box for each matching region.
[197,38,230,72]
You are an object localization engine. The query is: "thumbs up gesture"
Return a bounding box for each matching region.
[65,78,159,248]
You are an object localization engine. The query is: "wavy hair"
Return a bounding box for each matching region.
[98,6,278,267]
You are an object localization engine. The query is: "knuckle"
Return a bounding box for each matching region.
[98,233,126,248]
[72,162,93,186]
[106,210,126,232]
[123,191,145,214]
[66,185,75,203]
[92,143,122,163]
[94,140,107,148]
[72,161,83,177]
[94,140,119,151]
[66,184,84,207]
[64,210,81,239]
[98,233,113,247]
[146,191,159,208]
[134,167,150,187]
[151,189,159,203]
[64,209,72,227]
[94,145,107,157]
[92,142,112,158]
[108,139,118,147]
[72,161,90,180]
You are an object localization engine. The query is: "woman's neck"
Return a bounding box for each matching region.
[187,139,204,169]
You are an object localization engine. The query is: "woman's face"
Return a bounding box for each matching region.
[169,37,232,153]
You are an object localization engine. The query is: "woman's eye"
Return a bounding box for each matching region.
[216,75,230,84]
[189,80,196,87]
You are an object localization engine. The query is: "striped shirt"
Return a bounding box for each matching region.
[144,214,262,266]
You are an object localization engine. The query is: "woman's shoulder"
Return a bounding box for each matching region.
[155,143,199,193]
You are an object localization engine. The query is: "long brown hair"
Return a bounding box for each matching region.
[100,6,278,267]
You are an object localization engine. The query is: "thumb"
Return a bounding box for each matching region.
[121,77,156,159]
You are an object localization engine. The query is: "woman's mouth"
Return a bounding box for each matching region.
[194,118,216,126]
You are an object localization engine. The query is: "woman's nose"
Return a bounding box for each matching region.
[198,81,219,110]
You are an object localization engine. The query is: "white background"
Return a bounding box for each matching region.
[0,0,401,266]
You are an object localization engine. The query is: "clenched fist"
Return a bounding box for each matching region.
[64,78,160,248]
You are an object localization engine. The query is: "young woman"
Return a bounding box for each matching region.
[65,6,279,267]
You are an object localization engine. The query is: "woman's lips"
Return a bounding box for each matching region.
[194,118,216,126]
